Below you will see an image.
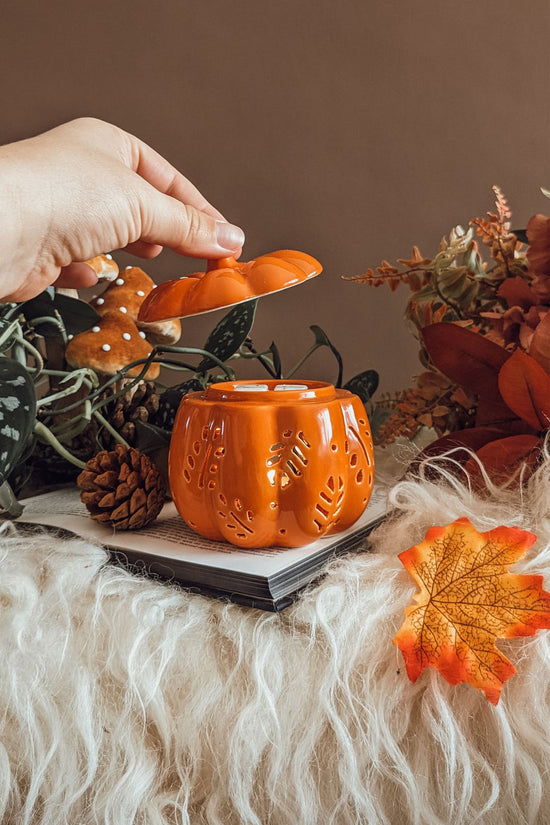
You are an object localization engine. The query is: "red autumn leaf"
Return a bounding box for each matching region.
[527,310,550,375]
[498,349,550,430]
[422,323,510,401]
[415,426,510,461]
[394,518,550,704]
[497,276,540,310]
[463,434,541,488]
[527,214,550,277]
[411,425,528,472]
[475,395,523,429]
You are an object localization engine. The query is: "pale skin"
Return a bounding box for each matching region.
[0,117,245,302]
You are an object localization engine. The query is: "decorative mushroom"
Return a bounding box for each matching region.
[84,253,119,282]
[65,311,160,380]
[91,266,181,345]
[137,250,322,322]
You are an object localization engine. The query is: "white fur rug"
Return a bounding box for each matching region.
[2,451,550,825]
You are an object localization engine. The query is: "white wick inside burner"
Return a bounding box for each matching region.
[234,384,269,392]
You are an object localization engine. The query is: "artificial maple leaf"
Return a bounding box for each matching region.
[394,518,550,704]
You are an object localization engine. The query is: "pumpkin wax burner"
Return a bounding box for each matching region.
[169,380,375,548]
[137,249,322,320]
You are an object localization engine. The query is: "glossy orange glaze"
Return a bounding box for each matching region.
[169,380,374,548]
[138,250,322,321]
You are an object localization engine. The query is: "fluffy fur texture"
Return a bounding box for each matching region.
[2,450,550,824]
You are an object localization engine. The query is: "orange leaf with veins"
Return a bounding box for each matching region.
[394,518,550,704]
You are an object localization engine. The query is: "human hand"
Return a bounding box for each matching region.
[0,118,245,302]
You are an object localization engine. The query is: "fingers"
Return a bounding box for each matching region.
[123,241,164,258]
[124,129,245,259]
[127,132,227,222]
[137,183,245,259]
[54,262,98,290]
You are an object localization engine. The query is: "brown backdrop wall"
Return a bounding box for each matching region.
[1,0,548,394]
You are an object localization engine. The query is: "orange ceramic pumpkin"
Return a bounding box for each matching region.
[169,380,375,548]
[137,250,322,321]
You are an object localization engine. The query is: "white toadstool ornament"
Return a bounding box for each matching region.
[84,253,120,282]
[90,266,181,345]
[65,311,160,379]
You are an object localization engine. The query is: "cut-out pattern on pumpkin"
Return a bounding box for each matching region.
[169,380,375,548]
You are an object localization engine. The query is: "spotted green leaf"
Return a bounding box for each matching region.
[343,369,379,405]
[198,300,258,372]
[0,357,37,487]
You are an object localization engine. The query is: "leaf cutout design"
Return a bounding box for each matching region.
[498,349,550,430]
[0,357,37,487]
[394,518,550,704]
[267,429,312,492]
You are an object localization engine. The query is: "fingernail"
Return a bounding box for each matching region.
[216,221,245,252]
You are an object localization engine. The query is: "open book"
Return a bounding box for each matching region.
[19,486,387,611]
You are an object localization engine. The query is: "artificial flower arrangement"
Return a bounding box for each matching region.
[0,255,378,526]
[345,186,550,485]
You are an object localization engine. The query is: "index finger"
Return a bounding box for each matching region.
[125,131,227,222]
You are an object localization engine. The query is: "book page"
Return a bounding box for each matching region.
[19,486,387,578]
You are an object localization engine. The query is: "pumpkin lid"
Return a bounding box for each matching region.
[137,249,322,321]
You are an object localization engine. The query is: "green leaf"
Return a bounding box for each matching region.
[0,480,23,518]
[153,378,205,431]
[512,228,528,244]
[20,291,102,337]
[133,420,171,454]
[343,369,379,404]
[0,357,37,487]
[310,325,344,387]
[52,294,102,335]
[268,341,282,378]
[198,299,258,372]
[18,291,61,338]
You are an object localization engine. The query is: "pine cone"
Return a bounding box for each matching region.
[105,380,160,447]
[77,444,166,530]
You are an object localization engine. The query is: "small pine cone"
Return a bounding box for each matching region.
[106,380,160,447]
[77,444,166,530]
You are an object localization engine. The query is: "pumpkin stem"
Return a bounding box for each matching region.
[206,257,238,272]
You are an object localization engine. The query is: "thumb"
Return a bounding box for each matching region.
[137,186,245,260]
